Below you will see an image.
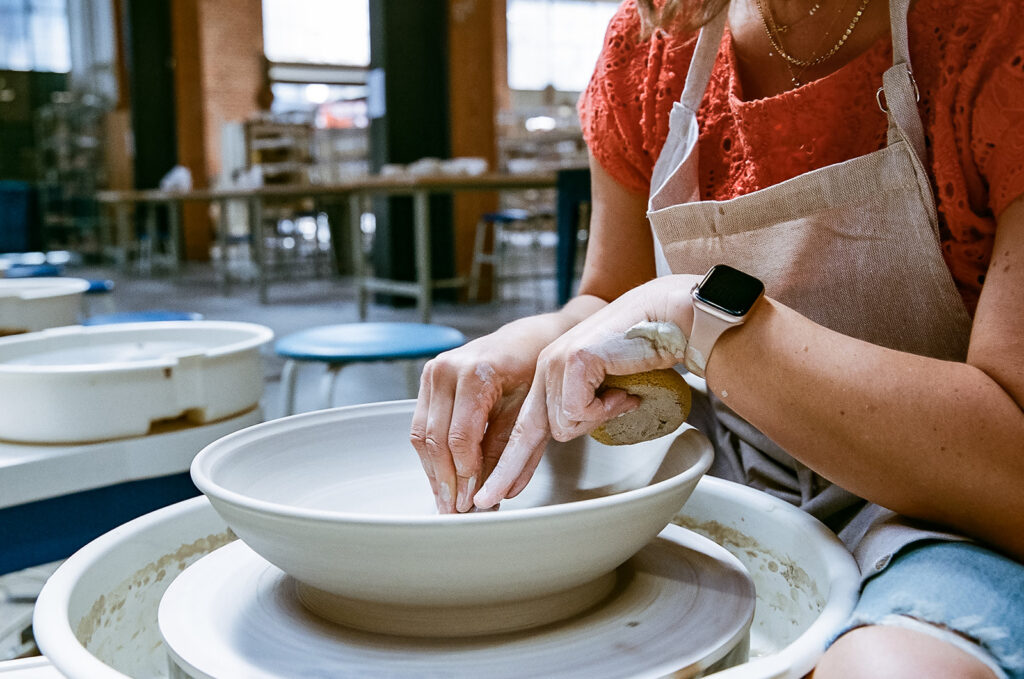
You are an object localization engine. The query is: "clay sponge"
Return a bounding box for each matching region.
[589,369,692,446]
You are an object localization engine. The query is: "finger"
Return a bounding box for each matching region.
[409,364,440,498]
[420,366,459,514]
[506,437,548,499]
[552,349,611,438]
[474,382,551,508]
[478,388,526,485]
[448,369,500,512]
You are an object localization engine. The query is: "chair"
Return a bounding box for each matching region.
[275,322,466,416]
[82,310,203,325]
[468,208,556,307]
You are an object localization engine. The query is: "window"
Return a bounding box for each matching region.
[507,0,618,92]
[0,0,71,72]
[262,0,370,66]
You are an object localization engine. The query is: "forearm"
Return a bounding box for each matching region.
[708,298,1024,558]
[488,294,609,353]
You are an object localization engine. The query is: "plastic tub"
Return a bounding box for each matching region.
[0,321,273,443]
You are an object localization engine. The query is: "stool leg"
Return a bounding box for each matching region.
[468,218,488,303]
[404,360,422,398]
[320,363,344,410]
[493,222,504,304]
[281,359,300,416]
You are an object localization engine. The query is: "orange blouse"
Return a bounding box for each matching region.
[578,0,1024,314]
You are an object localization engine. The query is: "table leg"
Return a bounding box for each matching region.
[142,203,158,276]
[249,197,268,304]
[166,200,182,271]
[218,199,231,295]
[113,203,131,270]
[413,190,432,323]
[349,192,368,320]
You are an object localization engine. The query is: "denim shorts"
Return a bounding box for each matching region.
[833,540,1024,678]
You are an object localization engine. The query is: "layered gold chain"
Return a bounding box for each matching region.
[755,0,873,69]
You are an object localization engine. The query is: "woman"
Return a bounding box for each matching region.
[411,0,1024,675]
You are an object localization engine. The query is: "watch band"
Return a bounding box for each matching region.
[683,302,737,378]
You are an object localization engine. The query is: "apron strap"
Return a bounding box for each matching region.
[881,0,928,165]
[680,8,729,113]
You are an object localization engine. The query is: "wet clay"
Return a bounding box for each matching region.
[674,517,826,654]
[74,530,235,678]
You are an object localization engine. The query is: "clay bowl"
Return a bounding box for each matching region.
[191,399,713,637]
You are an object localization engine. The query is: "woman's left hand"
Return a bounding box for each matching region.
[473,274,701,508]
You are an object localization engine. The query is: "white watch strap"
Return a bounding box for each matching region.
[684,304,735,378]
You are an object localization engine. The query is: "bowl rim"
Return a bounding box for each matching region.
[191,399,713,527]
[0,277,91,299]
[0,320,274,374]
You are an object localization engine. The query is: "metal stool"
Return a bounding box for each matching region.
[468,208,556,307]
[468,209,531,303]
[82,310,204,325]
[275,322,466,416]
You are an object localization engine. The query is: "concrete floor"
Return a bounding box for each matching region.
[0,260,561,662]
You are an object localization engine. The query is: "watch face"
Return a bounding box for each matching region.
[694,264,765,316]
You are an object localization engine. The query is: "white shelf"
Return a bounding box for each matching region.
[0,407,262,509]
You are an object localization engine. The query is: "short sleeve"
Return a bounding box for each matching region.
[577,1,656,196]
[970,3,1024,216]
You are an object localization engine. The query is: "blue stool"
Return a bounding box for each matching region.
[3,263,62,278]
[82,310,204,325]
[275,322,467,415]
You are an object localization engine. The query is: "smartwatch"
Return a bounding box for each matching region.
[684,264,765,378]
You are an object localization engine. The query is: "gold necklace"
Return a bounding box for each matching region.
[771,1,821,32]
[774,0,853,86]
[755,0,873,69]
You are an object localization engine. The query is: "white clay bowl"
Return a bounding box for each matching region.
[191,399,713,636]
[0,321,273,443]
[0,278,89,334]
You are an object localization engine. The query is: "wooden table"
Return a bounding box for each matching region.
[95,171,558,321]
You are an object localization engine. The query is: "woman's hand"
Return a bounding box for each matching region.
[474,274,700,509]
[410,300,607,513]
[410,335,536,514]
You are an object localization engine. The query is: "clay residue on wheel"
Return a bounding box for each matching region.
[74,530,235,676]
[673,517,825,652]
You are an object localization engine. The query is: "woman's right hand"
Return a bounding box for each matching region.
[410,326,546,514]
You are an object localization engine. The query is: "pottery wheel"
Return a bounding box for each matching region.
[158,524,755,679]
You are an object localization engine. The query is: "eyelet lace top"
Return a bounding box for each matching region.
[578,0,1024,314]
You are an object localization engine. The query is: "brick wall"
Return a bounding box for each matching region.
[197,0,265,181]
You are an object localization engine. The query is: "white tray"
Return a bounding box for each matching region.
[0,322,273,444]
[0,279,90,335]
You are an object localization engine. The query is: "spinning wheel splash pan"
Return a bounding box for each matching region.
[0,278,89,334]
[33,478,860,679]
[189,400,714,636]
[0,321,273,443]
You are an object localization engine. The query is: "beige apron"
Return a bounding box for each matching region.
[647,0,973,576]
